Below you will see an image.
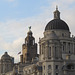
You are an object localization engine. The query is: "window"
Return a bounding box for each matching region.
[55,47,58,58]
[25,71,27,74]
[40,45,41,54]
[63,45,64,51]
[67,64,74,70]
[29,70,30,73]
[48,73,51,75]
[56,73,58,75]
[63,42,66,52]
[48,65,51,69]
[56,65,58,69]
[49,47,51,57]
[69,51,70,53]
[68,43,70,52]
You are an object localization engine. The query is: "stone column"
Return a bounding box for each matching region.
[52,45,55,60]
[66,42,68,53]
[45,45,49,60]
[61,42,63,53]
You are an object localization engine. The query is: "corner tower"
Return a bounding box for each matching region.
[39,6,75,75]
[0,52,14,74]
[20,27,37,63]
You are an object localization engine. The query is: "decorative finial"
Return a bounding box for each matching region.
[29,26,31,31]
[54,5,60,19]
[56,5,58,10]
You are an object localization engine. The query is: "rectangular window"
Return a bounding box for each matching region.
[48,65,51,69]
[55,47,58,58]
[63,42,66,52]
[48,73,51,75]
[68,43,70,53]
[56,73,58,75]
[56,65,58,69]
[49,47,51,57]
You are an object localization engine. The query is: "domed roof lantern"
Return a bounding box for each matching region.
[54,5,60,19]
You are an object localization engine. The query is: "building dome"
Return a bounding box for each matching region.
[1,52,11,60]
[45,19,69,31]
[45,6,70,31]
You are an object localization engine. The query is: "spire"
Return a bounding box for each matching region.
[56,5,58,10]
[54,6,60,19]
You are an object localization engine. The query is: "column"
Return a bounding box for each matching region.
[66,42,68,53]
[45,44,49,60]
[51,45,55,60]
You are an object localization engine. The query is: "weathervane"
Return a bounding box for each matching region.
[29,26,31,31]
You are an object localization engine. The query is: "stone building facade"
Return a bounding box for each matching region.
[22,7,75,75]
[0,6,75,75]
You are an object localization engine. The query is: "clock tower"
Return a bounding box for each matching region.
[20,27,37,63]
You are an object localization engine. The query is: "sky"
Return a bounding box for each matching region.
[0,0,75,62]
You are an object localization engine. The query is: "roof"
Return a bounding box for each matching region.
[45,19,69,31]
[45,6,70,31]
[1,52,11,60]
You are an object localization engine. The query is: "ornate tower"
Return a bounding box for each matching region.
[20,27,37,63]
[0,52,14,74]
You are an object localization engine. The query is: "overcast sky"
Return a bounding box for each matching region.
[0,0,75,62]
